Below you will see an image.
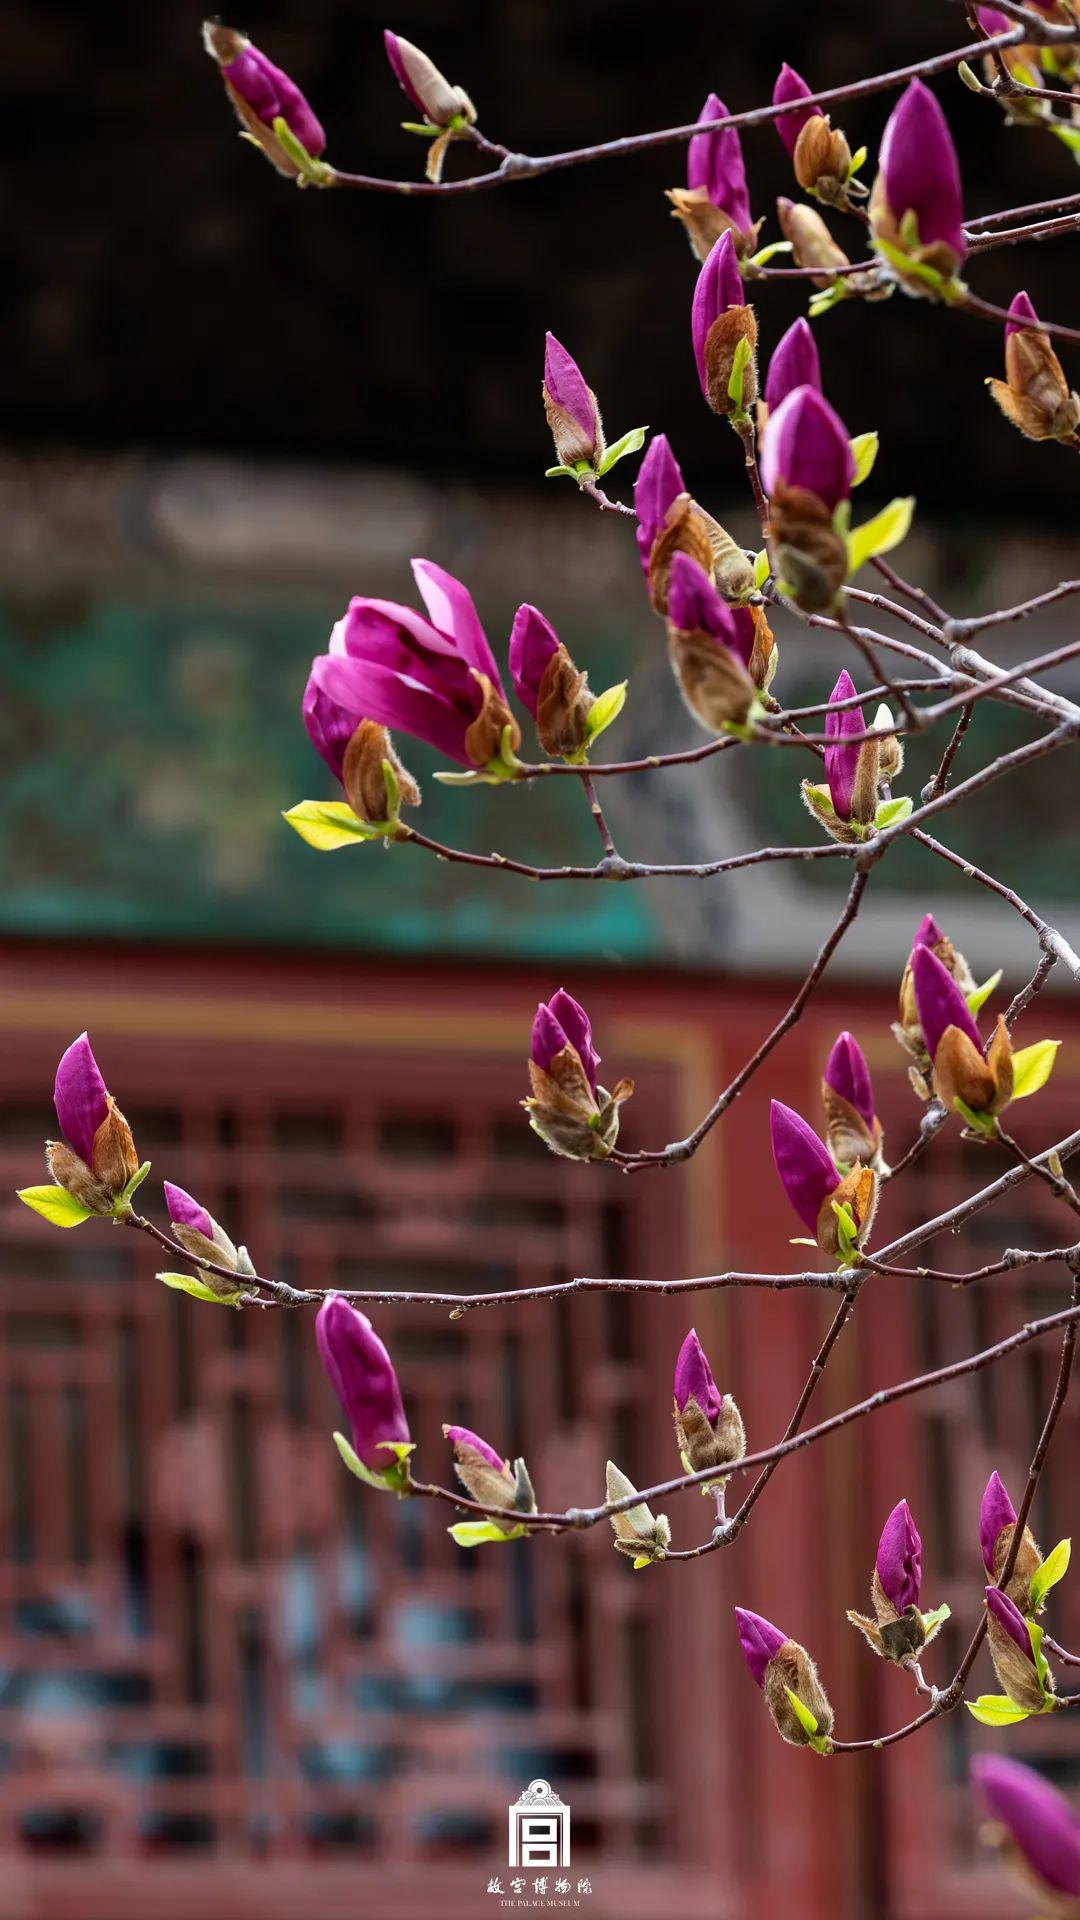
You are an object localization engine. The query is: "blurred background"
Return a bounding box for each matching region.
[1,2,1080,1915]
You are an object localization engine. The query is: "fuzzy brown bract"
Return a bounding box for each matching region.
[793,116,853,204]
[525,1047,634,1162]
[989,1519,1044,1613]
[767,479,848,613]
[815,1162,877,1256]
[674,1394,746,1477]
[933,1014,1013,1119]
[986,1610,1051,1715]
[821,1079,882,1171]
[666,626,756,732]
[45,1141,114,1215]
[342,721,420,824]
[763,1641,834,1746]
[665,189,762,266]
[646,497,722,615]
[988,326,1080,446]
[543,384,603,470]
[702,306,758,416]
[464,673,521,770]
[535,646,594,758]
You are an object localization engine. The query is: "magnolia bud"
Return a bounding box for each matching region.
[45,1141,113,1215]
[606,1460,671,1565]
[847,1501,946,1665]
[524,991,634,1162]
[691,235,758,418]
[443,1425,535,1535]
[793,116,853,203]
[980,1470,1045,1610]
[736,1609,834,1747]
[777,197,851,284]
[986,1587,1053,1714]
[673,1328,746,1478]
[874,704,904,781]
[341,721,420,825]
[988,292,1080,446]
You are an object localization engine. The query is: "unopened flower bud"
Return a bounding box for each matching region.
[763,317,822,417]
[986,1586,1053,1714]
[972,1755,1080,1910]
[802,671,882,838]
[762,389,855,612]
[870,80,966,290]
[822,1030,884,1171]
[672,1328,746,1478]
[606,1460,670,1565]
[509,605,595,759]
[874,704,904,781]
[777,196,851,286]
[46,1033,140,1210]
[691,234,758,418]
[911,945,1013,1121]
[543,334,605,472]
[317,1295,411,1482]
[524,991,633,1162]
[384,30,475,183]
[770,1099,877,1256]
[847,1500,945,1664]
[444,1424,535,1534]
[164,1181,244,1297]
[665,554,759,732]
[793,115,854,205]
[666,94,761,263]
[735,1608,834,1747]
[773,64,818,159]
[988,291,1080,446]
[980,1471,1044,1610]
[894,914,976,1079]
[203,22,327,177]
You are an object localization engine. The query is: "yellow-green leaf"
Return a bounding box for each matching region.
[1030,1537,1071,1609]
[753,548,771,589]
[283,800,381,850]
[784,1686,820,1737]
[965,1693,1031,1726]
[845,497,916,580]
[968,970,1002,1017]
[158,1271,244,1306]
[597,427,647,477]
[17,1184,97,1227]
[849,431,879,487]
[332,1429,399,1491]
[1010,1040,1061,1102]
[875,796,912,830]
[585,680,627,748]
[449,1520,525,1547]
[728,335,752,411]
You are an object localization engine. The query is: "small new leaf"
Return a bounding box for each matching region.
[158,1271,244,1306]
[283,800,383,850]
[17,1184,97,1228]
[849,431,879,487]
[586,681,628,745]
[271,115,331,186]
[845,498,916,580]
[753,548,771,589]
[874,796,913,830]
[597,427,648,477]
[967,970,1003,1017]
[1010,1040,1060,1102]
[749,240,793,269]
[727,335,752,412]
[333,1430,400,1492]
[1030,1537,1071,1610]
[784,1687,820,1737]
[449,1520,526,1547]
[965,1693,1031,1726]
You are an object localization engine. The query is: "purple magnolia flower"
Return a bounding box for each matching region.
[203,24,326,155]
[824,670,867,821]
[667,553,754,667]
[981,1470,1018,1576]
[972,1756,1080,1902]
[824,1032,875,1133]
[634,434,685,572]
[674,1328,723,1423]
[531,991,600,1101]
[772,63,817,158]
[877,80,965,264]
[1006,289,1040,338]
[877,1500,922,1613]
[687,94,752,232]
[444,1424,506,1472]
[509,605,560,718]
[54,1034,109,1168]
[986,1584,1036,1663]
[760,384,855,511]
[164,1182,214,1241]
[304,559,516,772]
[544,333,602,467]
[764,318,822,413]
[316,1295,410,1474]
[383,30,471,130]
[914,911,944,950]
[770,1100,841,1235]
[691,231,745,399]
[735,1608,788,1688]
[910,943,982,1063]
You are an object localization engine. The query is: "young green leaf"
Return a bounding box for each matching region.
[283,800,382,850]
[784,1687,820,1737]
[597,427,648,477]
[849,431,879,487]
[17,1184,97,1228]
[727,335,752,412]
[845,497,916,580]
[1010,1040,1061,1102]
[967,970,1003,1017]
[753,548,771,589]
[159,1271,244,1306]
[952,1097,999,1137]
[920,1603,951,1641]
[585,681,628,746]
[449,1519,525,1547]
[332,1430,399,1491]
[749,240,793,269]
[965,1693,1031,1726]
[874,796,913,830]
[1030,1537,1071,1610]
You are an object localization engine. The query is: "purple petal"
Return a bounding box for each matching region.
[222,39,326,155]
[764,318,822,414]
[508,604,560,718]
[667,552,746,662]
[687,94,751,232]
[316,1295,410,1473]
[634,434,685,571]
[773,63,817,159]
[308,652,473,766]
[532,991,600,1097]
[986,1584,1036,1664]
[674,1328,723,1423]
[691,232,744,398]
[913,912,944,951]
[543,333,599,449]
[879,80,965,262]
[910,944,982,1062]
[445,1424,506,1473]
[383,29,426,114]
[411,559,505,694]
[824,1031,875,1132]
[824,669,866,822]
[54,1033,110,1166]
[303,671,359,780]
[770,1100,841,1235]
[876,1499,922,1613]
[163,1182,214,1241]
[976,4,1014,30]
[760,384,855,512]
[980,1470,1018,1577]
[973,1756,1080,1900]
[735,1607,788,1689]
[1006,289,1041,339]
